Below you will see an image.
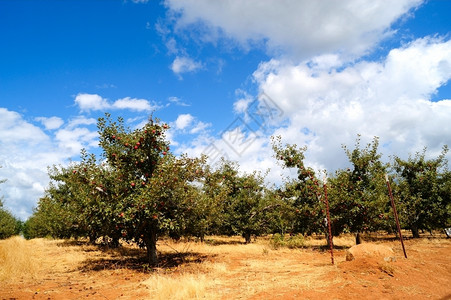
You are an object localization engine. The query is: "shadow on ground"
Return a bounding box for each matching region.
[77,245,210,273]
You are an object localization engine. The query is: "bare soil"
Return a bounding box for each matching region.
[1,233,450,300]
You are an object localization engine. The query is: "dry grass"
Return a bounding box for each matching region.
[0,236,41,282]
[147,235,338,299]
[144,273,216,300]
[2,234,449,299]
[0,236,96,283]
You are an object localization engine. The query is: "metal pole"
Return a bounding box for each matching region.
[385,174,407,259]
[323,177,334,265]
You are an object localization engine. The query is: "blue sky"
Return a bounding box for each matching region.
[0,0,450,220]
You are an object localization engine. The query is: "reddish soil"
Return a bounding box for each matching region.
[1,235,450,300]
[256,238,451,300]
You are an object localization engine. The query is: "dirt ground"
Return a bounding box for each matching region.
[1,233,450,300]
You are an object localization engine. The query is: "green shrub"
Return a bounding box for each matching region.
[0,209,20,239]
[270,233,305,249]
[285,234,305,249]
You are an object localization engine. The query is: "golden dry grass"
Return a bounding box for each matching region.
[0,236,97,283]
[144,273,214,300]
[0,236,41,282]
[145,235,340,299]
[2,234,449,299]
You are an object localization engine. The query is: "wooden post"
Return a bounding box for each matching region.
[385,174,407,259]
[323,177,334,265]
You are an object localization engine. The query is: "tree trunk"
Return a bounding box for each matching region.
[88,233,97,245]
[325,230,331,247]
[243,232,251,244]
[145,230,158,265]
[411,224,420,238]
[110,237,120,248]
[355,232,362,245]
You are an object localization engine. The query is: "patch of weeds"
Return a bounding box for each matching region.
[270,234,305,249]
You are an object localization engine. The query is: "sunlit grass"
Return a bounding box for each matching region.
[3,234,448,299]
[145,272,217,300]
[0,236,40,282]
[0,236,93,283]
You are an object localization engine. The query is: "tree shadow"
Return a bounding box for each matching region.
[204,238,244,246]
[57,239,91,247]
[78,247,211,273]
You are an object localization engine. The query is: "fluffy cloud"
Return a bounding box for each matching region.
[190,121,210,134]
[252,37,451,171]
[75,93,110,112]
[171,37,451,185]
[0,108,100,220]
[165,0,423,60]
[35,116,64,130]
[174,113,194,130]
[171,56,203,76]
[0,108,49,144]
[75,93,156,112]
[112,97,154,111]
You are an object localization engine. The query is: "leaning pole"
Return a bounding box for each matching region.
[385,174,407,259]
[323,177,334,265]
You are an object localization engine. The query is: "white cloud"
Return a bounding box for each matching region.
[0,108,101,220]
[35,116,64,130]
[171,36,451,187]
[171,56,203,76]
[170,113,211,135]
[0,108,50,144]
[165,0,423,60]
[112,97,154,111]
[233,91,253,114]
[55,127,98,156]
[174,113,194,130]
[66,116,97,130]
[168,96,190,106]
[165,38,179,55]
[251,37,451,171]
[75,93,110,112]
[190,121,210,134]
[74,93,156,112]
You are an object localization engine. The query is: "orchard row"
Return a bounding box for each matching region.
[19,114,451,264]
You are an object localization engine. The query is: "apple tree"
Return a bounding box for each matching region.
[0,199,22,239]
[271,136,325,236]
[205,160,273,243]
[328,136,388,244]
[392,145,450,238]
[97,114,207,264]
[0,169,21,239]
[0,168,21,239]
